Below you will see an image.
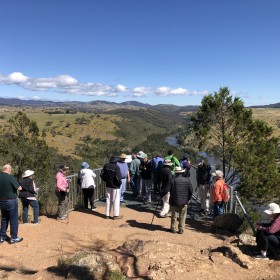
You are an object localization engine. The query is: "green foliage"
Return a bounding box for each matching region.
[190,87,280,203]
[0,111,80,184]
[75,138,127,167]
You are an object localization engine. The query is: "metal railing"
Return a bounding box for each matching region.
[36,164,236,215]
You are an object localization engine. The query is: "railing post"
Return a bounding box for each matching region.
[234,191,256,235]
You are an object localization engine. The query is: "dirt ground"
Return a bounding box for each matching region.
[0,202,280,280]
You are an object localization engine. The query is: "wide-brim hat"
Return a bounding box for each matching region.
[212,170,223,178]
[163,160,172,167]
[119,153,127,159]
[59,164,69,171]
[136,151,145,158]
[174,167,185,173]
[81,162,89,169]
[139,153,148,159]
[264,203,280,215]
[22,170,34,178]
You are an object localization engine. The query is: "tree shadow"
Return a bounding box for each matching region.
[0,265,37,275]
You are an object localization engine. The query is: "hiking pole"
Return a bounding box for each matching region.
[150,198,162,225]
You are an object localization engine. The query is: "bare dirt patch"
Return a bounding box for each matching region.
[0,205,279,279]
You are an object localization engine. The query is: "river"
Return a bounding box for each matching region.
[165,134,221,168]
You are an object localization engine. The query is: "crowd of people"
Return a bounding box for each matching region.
[0,153,279,259]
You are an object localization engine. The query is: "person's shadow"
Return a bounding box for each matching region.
[126,219,169,232]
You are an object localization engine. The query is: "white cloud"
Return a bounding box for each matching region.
[9,72,28,83]
[115,84,126,92]
[0,71,209,99]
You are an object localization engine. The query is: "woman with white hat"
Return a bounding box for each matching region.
[255,203,280,260]
[19,170,39,224]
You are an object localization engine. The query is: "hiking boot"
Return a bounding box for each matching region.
[113,215,123,220]
[170,229,177,234]
[9,237,23,244]
[178,229,184,234]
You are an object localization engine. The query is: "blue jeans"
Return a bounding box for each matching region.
[213,201,224,217]
[130,174,140,195]
[120,178,127,202]
[0,199,19,239]
[21,198,39,223]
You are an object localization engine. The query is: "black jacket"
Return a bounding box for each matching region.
[139,160,152,180]
[102,162,122,189]
[196,163,211,184]
[169,174,193,206]
[160,166,173,197]
[19,177,36,199]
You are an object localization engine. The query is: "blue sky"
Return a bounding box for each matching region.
[0,0,279,106]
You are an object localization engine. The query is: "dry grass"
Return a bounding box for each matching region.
[0,107,123,158]
[251,108,280,137]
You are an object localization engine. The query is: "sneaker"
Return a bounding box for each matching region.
[170,229,177,234]
[105,216,110,219]
[91,206,97,211]
[113,215,123,220]
[120,201,126,204]
[57,215,67,220]
[9,237,23,244]
[0,236,8,243]
[254,255,269,260]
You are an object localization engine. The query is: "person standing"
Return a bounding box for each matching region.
[211,170,225,217]
[0,164,23,244]
[78,162,97,210]
[164,150,180,174]
[151,153,164,194]
[139,153,152,204]
[180,153,191,177]
[55,164,70,220]
[169,167,193,234]
[102,156,122,220]
[19,170,39,224]
[159,160,173,217]
[117,154,130,205]
[130,153,141,197]
[196,158,211,214]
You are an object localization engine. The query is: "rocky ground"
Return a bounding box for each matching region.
[0,197,280,280]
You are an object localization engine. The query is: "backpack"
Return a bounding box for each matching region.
[152,158,163,175]
[181,159,190,177]
[100,168,108,182]
[222,183,230,202]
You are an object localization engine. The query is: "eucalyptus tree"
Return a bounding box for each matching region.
[0,111,52,181]
[190,87,280,202]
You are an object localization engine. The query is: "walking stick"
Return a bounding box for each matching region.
[150,198,162,225]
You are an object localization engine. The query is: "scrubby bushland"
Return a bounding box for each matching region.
[189,87,280,204]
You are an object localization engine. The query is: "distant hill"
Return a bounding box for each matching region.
[250,102,280,108]
[0,97,198,112]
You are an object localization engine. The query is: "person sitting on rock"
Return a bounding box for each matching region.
[254,203,280,260]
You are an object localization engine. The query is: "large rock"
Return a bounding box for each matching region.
[213,213,243,232]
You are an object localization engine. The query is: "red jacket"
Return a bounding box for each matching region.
[211,178,224,203]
